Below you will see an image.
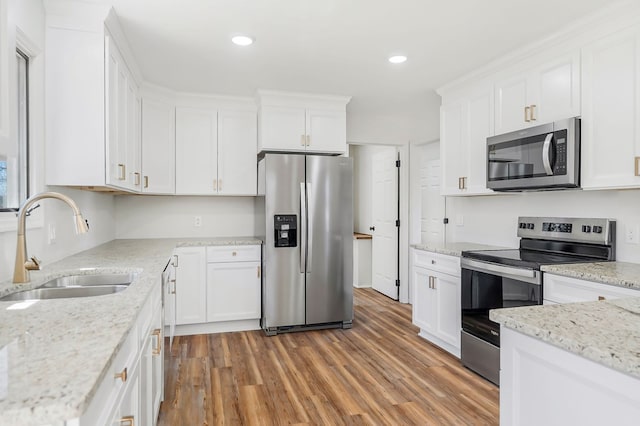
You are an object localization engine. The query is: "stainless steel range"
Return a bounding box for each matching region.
[460,216,616,385]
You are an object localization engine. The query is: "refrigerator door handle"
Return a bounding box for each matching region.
[306,182,313,273]
[300,182,306,274]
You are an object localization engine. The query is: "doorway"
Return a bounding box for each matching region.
[350,144,400,301]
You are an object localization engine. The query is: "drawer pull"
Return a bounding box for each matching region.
[114,367,127,382]
[598,296,606,301]
[120,416,134,426]
[152,329,162,355]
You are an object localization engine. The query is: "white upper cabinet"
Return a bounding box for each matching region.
[218,109,258,195]
[175,107,218,195]
[141,97,175,194]
[46,7,143,192]
[175,105,257,196]
[440,83,494,196]
[581,24,640,189]
[494,51,580,134]
[257,91,350,154]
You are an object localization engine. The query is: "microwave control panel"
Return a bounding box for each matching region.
[274,215,297,248]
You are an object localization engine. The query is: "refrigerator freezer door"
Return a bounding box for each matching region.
[305,155,354,325]
[263,154,306,329]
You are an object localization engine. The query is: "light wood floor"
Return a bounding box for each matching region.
[158,288,499,425]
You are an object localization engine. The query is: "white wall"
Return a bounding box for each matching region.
[0,0,116,283]
[447,189,640,262]
[114,196,256,238]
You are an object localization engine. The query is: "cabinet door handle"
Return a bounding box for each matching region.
[598,296,606,301]
[524,106,531,123]
[172,254,178,267]
[530,104,537,121]
[218,179,223,191]
[431,277,436,290]
[635,157,640,176]
[232,251,237,256]
[213,179,218,191]
[458,177,463,190]
[306,134,311,146]
[428,276,432,289]
[257,266,261,278]
[143,175,149,188]
[114,367,127,382]
[118,164,126,180]
[120,416,134,426]
[134,172,141,186]
[170,278,176,294]
[152,329,162,355]
[300,134,306,146]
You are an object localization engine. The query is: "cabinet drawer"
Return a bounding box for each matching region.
[412,249,460,277]
[544,273,640,304]
[207,245,261,263]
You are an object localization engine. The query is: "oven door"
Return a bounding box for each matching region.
[460,258,542,346]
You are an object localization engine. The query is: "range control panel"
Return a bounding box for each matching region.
[274,215,297,248]
[517,217,614,244]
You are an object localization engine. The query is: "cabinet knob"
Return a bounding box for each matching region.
[114,367,127,382]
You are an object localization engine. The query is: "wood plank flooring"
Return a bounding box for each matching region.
[158,288,499,425]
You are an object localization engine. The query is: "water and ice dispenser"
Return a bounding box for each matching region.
[274,215,297,247]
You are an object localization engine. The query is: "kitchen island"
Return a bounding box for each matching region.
[491,261,640,426]
[0,237,260,426]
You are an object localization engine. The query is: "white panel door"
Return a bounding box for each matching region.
[218,109,257,195]
[174,247,207,325]
[371,147,398,299]
[412,266,436,333]
[533,51,581,124]
[440,102,467,195]
[434,271,460,348]
[259,105,306,151]
[141,98,175,194]
[581,25,640,189]
[175,107,218,194]
[495,74,530,134]
[306,108,346,153]
[207,261,261,322]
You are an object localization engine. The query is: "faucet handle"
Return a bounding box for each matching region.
[25,256,41,271]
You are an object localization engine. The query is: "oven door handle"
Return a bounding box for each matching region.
[461,258,541,284]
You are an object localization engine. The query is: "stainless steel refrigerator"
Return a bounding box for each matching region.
[256,153,353,335]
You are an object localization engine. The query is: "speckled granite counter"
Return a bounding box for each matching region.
[0,237,261,426]
[542,261,640,290]
[411,242,507,257]
[490,296,640,379]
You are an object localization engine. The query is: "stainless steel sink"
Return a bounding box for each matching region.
[0,273,137,301]
[0,285,129,301]
[40,273,137,288]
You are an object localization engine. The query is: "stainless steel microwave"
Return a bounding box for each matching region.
[487,117,580,191]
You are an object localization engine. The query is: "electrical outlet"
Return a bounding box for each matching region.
[48,224,56,245]
[625,224,640,244]
[194,216,202,228]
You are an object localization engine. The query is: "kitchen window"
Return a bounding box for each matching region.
[0,49,29,211]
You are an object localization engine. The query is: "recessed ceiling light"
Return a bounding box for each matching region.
[388,55,407,64]
[232,35,254,46]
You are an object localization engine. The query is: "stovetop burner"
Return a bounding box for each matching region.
[462,216,616,269]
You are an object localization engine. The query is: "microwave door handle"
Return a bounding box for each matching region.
[542,133,554,175]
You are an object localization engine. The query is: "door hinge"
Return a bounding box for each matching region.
[395,160,401,168]
[395,219,400,227]
[443,218,449,224]
[395,279,400,287]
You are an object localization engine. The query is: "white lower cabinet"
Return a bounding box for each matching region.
[411,249,461,357]
[207,261,261,322]
[500,327,640,426]
[75,281,163,426]
[544,273,640,304]
[174,247,207,325]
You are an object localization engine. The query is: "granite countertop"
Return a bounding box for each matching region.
[411,242,507,257]
[0,237,262,425]
[542,261,640,290]
[491,297,640,379]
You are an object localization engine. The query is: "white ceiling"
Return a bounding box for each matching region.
[109,0,616,115]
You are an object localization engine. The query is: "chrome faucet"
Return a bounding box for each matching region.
[13,191,89,283]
